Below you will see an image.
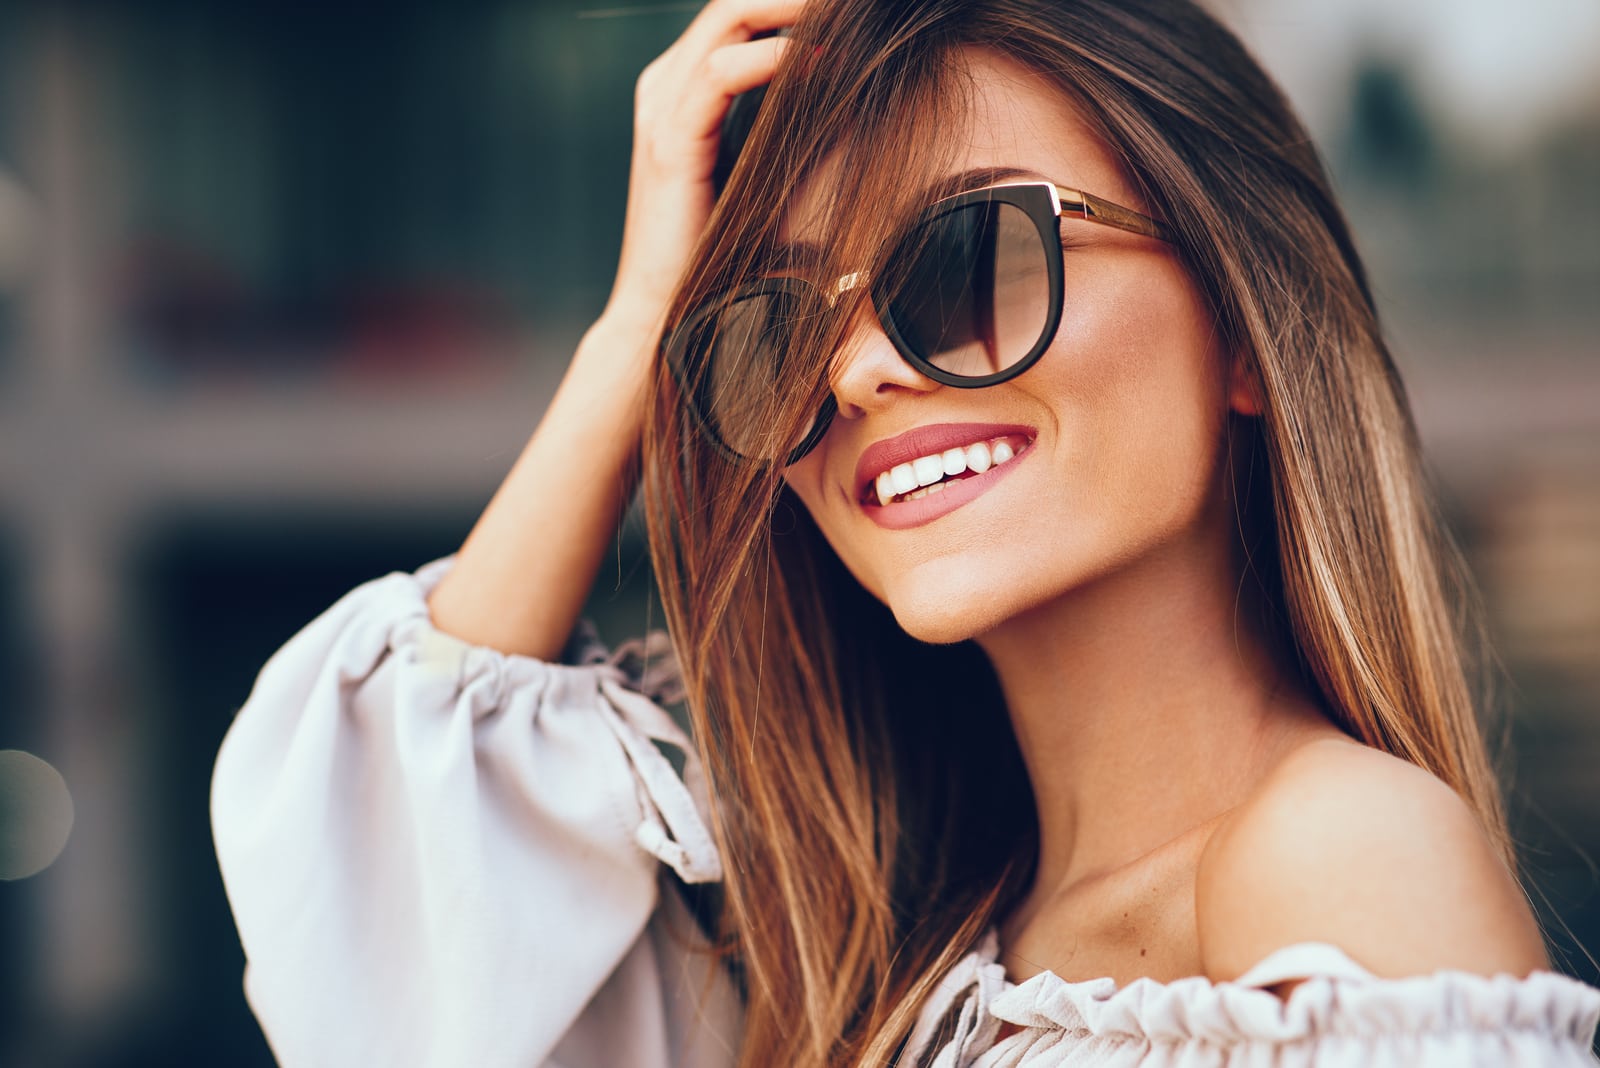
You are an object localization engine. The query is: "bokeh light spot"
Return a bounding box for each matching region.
[0,749,75,881]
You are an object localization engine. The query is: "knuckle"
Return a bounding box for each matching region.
[635,67,668,115]
[635,58,662,95]
[700,48,734,83]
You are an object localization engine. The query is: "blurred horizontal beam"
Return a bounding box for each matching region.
[0,359,573,516]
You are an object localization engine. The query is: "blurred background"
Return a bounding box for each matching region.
[0,0,1594,1063]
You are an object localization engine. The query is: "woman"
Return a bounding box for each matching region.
[212,0,1600,1064]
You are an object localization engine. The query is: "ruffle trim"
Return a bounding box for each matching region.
[387,557,717,883]
[400,556,687,710]
[976,937,1600,1047]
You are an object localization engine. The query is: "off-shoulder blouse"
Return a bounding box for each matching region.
[211,559,1600,1067]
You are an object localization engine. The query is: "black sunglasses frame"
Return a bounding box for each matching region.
[663,180,1173,467]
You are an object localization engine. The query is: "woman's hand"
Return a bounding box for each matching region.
[602,0,801,337]
[427,0,800,660]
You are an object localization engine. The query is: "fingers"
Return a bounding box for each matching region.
[644,0,807,138]
[677,35,791,141]
[706,33,792,96]
[634,28,790,172]
[608,0,809,318]
[681,0,809,52]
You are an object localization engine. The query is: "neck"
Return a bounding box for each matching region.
[975,523,1326,901]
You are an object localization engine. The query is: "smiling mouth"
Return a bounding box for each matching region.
[862,434,1032,507]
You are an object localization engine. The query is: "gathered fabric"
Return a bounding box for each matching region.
[212,559,1600,1067]
[904,930,1600,1066]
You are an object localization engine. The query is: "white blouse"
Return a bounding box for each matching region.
[212,559,1600,1067]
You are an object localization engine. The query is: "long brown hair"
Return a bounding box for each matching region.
[641,1,1508,1063]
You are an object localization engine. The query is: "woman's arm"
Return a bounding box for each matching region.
[214,7,808,1065]
[212,565,732,1067]
[426,0,801,661]
[422,315,655,661]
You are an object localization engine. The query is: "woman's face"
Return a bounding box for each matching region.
[780,49,1247,645]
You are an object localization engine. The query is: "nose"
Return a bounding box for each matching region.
[828,298,940,420]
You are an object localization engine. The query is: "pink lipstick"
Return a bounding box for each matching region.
[856,422,1035,529]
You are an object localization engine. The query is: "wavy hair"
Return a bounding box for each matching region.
[640,1,1508,1063]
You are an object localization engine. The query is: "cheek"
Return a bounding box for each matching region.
[1047,261,1229,517]
[779,453,827,518]
[780,450,892,603]
[1058,254,1218,388]
[780,454,846,559]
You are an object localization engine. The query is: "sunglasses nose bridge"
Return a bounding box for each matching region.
[825,290,942,421]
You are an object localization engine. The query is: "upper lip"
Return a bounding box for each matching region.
[854,422,1037,502]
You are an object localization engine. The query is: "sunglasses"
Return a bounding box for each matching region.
[663,179,1174,466]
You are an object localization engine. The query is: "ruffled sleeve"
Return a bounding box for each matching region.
[210,558,739,1068]
[978,942,1600,1067]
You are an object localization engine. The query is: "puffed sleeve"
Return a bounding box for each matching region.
[210,558,740,1068]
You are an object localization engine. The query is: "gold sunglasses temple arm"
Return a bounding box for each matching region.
[1059,189,1175,243]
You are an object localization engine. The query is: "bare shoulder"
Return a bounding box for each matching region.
[1196,736,1548,983]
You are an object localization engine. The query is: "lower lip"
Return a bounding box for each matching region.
[860,445,1031,530]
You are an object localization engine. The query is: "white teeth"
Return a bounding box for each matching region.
[913,454,945,487]
[876,471,895,507]
[870,436,1025,505]
[966,441,992,474]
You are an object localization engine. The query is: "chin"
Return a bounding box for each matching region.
[881,575,1030,646]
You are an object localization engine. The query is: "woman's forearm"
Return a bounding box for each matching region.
[426,312,658,660]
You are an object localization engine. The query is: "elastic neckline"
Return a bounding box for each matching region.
[973,927,1375,993]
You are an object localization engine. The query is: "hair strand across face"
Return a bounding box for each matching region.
[642,3,1512,1063]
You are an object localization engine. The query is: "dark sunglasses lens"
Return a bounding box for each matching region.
[689,287,816,461]
[886,200,1051,379]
